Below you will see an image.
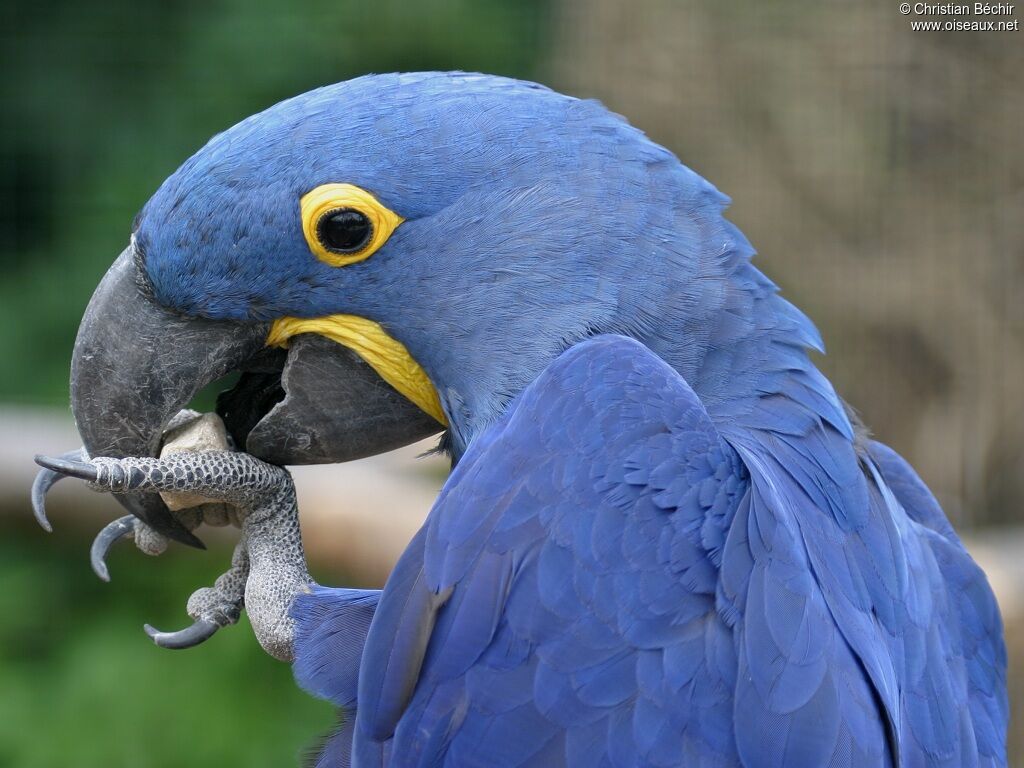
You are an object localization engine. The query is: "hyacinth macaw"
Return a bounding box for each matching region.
[33,73,1008,767]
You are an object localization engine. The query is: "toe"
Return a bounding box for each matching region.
[144,620,220,649]
[90,515,136,581]
[133,520,169,556]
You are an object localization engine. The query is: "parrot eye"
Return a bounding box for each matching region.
[317,208,373,254]
[300,183,404,267]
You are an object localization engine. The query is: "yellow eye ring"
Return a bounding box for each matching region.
[300,183,404,267]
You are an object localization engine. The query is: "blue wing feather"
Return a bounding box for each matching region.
[351,335,747,765]
[293,334,1006,767]
[292,587,380,706]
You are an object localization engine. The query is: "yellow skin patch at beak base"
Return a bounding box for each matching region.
[266,316,448,426]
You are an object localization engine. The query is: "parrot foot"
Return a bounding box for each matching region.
[33,449,177,577]
[33,447,312,660]
[89,514,138,581]
[31,447,87,532]
[145,538,249,649]
[31,411,237,579]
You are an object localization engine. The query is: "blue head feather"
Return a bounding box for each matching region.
[137,72,832,453]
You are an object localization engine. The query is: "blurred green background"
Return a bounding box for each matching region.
[2,1,550,765]
[2,0,1021,765]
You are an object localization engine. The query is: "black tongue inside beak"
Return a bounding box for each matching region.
[219,334,441,466]
[71,247,442,548]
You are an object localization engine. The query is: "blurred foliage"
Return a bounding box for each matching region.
[0,523,335,767]
[0,0,549,404]
[1,1,548,764]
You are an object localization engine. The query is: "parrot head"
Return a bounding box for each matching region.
[72,72,758,545]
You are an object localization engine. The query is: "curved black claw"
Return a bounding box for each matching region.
[143,619,220,650]
[30,449,85,532]
[90,515,136,582]
[34,454,99,482]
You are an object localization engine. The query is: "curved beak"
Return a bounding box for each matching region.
[71,249,269,546]
[70,247,441,547]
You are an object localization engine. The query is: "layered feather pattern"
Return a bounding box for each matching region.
[292,334,1006,766]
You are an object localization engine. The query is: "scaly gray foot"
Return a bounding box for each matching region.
[31,411,231,574]
[34,449,313,661]
[145,539,249,649]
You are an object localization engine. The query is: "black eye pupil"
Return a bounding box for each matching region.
[317,208,373,254]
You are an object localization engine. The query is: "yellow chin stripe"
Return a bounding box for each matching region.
[266,315,447,426]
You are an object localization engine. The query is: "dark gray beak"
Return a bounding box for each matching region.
[70,247,441,547]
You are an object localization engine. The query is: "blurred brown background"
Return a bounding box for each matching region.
[1,1,1021,765]
[553,0,1024,529]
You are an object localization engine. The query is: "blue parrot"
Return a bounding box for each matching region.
[32,73,1007,766]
